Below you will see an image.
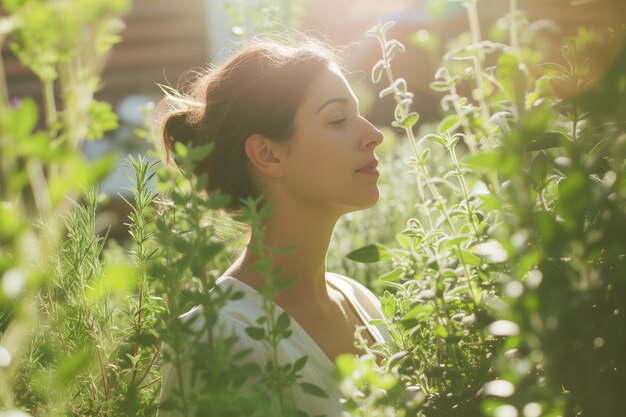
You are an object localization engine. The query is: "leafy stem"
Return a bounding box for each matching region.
[0,32,16,199]
[120,155,159,387]
[447,139,479,235]
[369,22,434,230]
[42,77,58,131]
[509,0,520,58]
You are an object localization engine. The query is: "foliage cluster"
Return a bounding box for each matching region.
[1,0,134,415]
[337,1,626,417]
[0,0,330,416]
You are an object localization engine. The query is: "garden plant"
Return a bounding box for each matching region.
[1,0,625,416]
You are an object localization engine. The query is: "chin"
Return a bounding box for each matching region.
[345,192,381,213]
[362,197,380,210]
[365,188,381,206]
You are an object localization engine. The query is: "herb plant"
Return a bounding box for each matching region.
[338,1,626,417]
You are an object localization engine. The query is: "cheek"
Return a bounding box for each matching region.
[304,143,350,181]
[292,131,345,167]
[294,153,345,184]
[285,149,349,197]
[284,126,355,185]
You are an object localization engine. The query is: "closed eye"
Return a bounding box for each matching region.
[330,118,347,125]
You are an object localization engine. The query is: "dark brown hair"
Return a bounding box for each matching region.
[159,37,336,214]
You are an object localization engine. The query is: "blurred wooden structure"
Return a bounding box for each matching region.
[3,0,624,125]
[2,0,209,109]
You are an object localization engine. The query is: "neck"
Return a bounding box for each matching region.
[226,202,342,308]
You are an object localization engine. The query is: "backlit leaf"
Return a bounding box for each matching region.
[437,114,460,134]
[346,244,391,263]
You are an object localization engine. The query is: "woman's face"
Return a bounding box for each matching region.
[277,65,384,214]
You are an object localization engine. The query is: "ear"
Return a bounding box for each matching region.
[244,134,288,179]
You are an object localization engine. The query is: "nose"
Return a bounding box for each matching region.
[359,116,384,149]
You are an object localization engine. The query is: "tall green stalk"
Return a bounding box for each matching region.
[0,30,13,200]
[120,155,160,387]
[464,0,494,146]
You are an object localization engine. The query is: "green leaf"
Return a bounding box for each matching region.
[293,355,308,372]
[380,21,395,36]
[381,291,397,318]
[388,351,408,368]
[13,132,52,159]
[379,267,402,282]
[6,98,38,138]
[390,77,408,93]
[175,142,188,158]
[258,202,274,219]
[366,21,396,40]
[346,243,391,263]
[556,170,589,227]
[102,261,137,296]
[129,332,160,347]
[446,234,470,248]
[199,242,224,262]
[232,348,252,361]
[245,326,265,341]
[371,59,386,84]
[530,150,549,188]
[542,62,569,74]
[300,382,329,398]
[421,133,447,147]
[380,78,407,99]
[479,193,501,211]
[87,100,119,140]
[497,53,527,109]
[392,112,420,129]
[385,40,406,59]
[206,190,231,209]
[404,303,434,322]
[525,130,567,151]
[434,324,449,338]
[437,114,461,134]
[275,276,299,291]
[56,350,92,387]
[0,202,25,239]
[458,249,483,266]
[520,103,554,137]
[190,143,214,162]
[379,84,396,98]
[464,150,503,169]
[335,354,356,376]
[429,80,450,92]
[276,311,291,330]
[172,235,192,253]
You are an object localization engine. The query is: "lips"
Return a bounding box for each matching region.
[357,158,379,171]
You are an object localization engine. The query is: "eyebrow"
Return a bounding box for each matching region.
[315,97,360,114]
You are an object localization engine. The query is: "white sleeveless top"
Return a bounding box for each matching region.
[158,272,392,417]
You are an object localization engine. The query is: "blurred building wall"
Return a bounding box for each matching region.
[2,0,210,109]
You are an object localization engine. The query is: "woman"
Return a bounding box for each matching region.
[157,36,391,417]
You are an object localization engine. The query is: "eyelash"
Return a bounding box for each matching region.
[330,118,347,125]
